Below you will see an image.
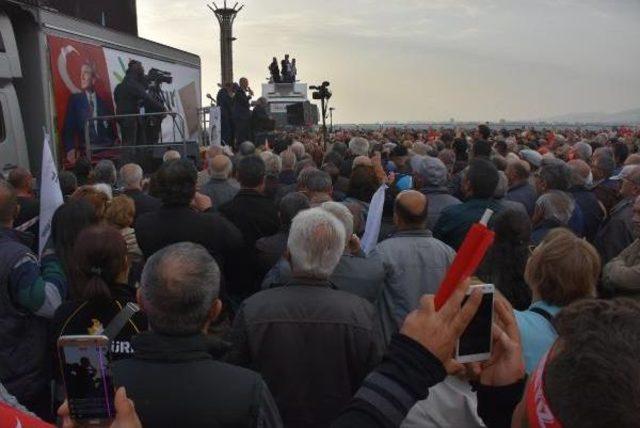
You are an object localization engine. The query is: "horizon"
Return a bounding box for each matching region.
[137,0,640,124]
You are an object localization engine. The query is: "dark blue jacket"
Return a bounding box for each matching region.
[62,92,116,152]
[506,181,537,216]
[570,186,604,242]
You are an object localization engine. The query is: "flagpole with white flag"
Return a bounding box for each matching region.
[38,133,64,257]
[360,184,388,255]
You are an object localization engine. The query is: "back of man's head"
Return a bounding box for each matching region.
[7,167,32,192]
[477,124,491,140]
[539,162,572,192]
[592,152,615,178]
[411,156,448,188]
[472,140,492,159]
[305,169,333,194]
[567,159,591,187]
[466,158,499,199]
[209,155,232,180]
[153,159,197,206]
[321,201,354,247]
[348,137,370,157]
[279,192,310,228]
[92,160,117,186]
[59,171,78,197]
[119,163,144,190]
[287,207,345,279]
[280,150,296,171]
[506,160,530,183]
[535,191,574,225]
[162,150,181,163]
[0,181,17,226]
[140,242,220,336]
[543,299,640,427]
[394,190,428,229]
[237,155,266,189]
[238,141,256,156]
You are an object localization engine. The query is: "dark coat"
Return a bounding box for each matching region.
[135,206,243,288]
[220,190,280,297]
[122,189,162,220]
[569,185,605,242]
[112,332,281,428]
[62,92,116,152]
[595,197,635,264]
[505,181,537,216]
[228,279,383,428]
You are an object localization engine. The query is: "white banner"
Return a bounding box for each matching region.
[360,184,388,255]
[103,48,201,143]
[39,134,64,257]
[209,106,221,146]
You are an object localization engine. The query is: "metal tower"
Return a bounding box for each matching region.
[207,1,244,85]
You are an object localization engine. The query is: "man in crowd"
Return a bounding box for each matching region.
[200,155,239,211]
[531,191,575,245]
[602,195,640,298]
[595,166,640,263]
[434,158,502,250]
[220,155,279,299]
[591,150,620,213]
[135,159,243,286]
[256,192,310,273]
[119,163,161,219]
[113,242,282,427]
[567,159,605,241]
[534,160,584,237]
[373,190,455,343]
[92,159,118,195]
[323,202,385,303]
[505,159,537,215]
[233,77,253,146]
[229,208,382,428]
[0,181,67,418]
[251,97,275,146]
[340,137,369,176]
[8,167,39,246]
[411,156,460,230]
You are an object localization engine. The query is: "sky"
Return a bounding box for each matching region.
[137,0,640,124]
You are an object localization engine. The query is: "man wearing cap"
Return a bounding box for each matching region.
[411,156,461,230]
[595,166,640,264]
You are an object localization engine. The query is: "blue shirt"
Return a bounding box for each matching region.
[515,300,560,373]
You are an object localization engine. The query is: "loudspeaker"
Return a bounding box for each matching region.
[286,102,318,126]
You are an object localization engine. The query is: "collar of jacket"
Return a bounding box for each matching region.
[390,229,433,238]
[284,277,337,289]
[419,186,450,195]
[237,188,266,197]
[508,181,530,192]
[611,197,633,215]
[131,332,231,362]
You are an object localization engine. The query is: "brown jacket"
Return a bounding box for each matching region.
[603,239,640,298]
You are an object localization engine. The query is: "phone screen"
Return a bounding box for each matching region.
[458,292,493,356]
[60,340,115,420]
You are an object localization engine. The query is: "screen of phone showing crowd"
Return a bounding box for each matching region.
[458,292,493,356]
[61,342,115,420]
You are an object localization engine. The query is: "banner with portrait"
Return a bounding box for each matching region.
[46,34,201,167]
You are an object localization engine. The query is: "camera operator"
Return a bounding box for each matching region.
[114,60,166,150]
[251,97,275,147]
[232,77,253,147]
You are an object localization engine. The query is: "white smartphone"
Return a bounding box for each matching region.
[455,284,495,363]
[58,335,115,425]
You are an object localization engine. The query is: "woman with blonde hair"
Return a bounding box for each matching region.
[516,228,600,373]
[105,195,143,264]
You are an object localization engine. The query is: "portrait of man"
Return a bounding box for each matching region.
[62,62,116,164]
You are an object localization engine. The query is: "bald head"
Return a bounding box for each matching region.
[394,190,428,230]
[209,155,232,179]
[0,181,18,226]
[119,163,143,190]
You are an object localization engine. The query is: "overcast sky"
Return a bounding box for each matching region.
[137,0,640,124]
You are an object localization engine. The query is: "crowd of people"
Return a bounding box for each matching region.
[2,123,640,427]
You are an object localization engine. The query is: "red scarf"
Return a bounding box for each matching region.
[525,350,563,428]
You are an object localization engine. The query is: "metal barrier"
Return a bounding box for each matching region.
[83,111,189,162]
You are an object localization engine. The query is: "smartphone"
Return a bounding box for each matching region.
[456,284,494,363]
[58,335,115,424]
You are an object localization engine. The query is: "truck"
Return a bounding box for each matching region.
[0,0,202,175]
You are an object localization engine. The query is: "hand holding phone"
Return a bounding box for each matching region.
[456,284,495,363]
[58,335,115,425]
[400,279,482,364]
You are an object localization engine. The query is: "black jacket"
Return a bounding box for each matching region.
[114,73,164,116]
[220,190,280,296]
[123,189,161,220]
[228,279,384,428]
[112,332,281,428]
[135,206,244,288]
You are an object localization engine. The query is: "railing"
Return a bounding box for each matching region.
[83,111,189,162]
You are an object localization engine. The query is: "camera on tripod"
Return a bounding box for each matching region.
[146,68,173,86]
[310,81,331,100]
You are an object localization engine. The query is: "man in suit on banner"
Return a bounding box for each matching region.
[62,62,116,164]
